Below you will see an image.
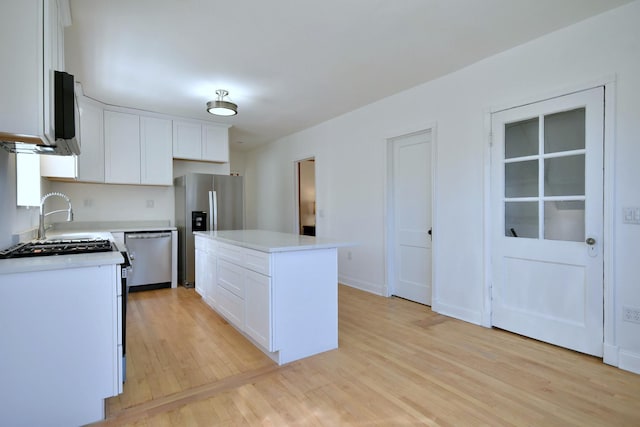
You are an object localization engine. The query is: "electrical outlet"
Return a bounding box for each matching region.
[623,207,640,224]
[622,306,640,324]
[146,200,154,208]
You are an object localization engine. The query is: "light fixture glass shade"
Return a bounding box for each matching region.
[207,90,238,116]
[207,100,237,116]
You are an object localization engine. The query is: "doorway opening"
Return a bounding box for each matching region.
[296,158,316,236]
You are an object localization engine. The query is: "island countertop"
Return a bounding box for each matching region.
[193,229,352,253]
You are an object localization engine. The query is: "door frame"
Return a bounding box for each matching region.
[483,77,617,365]
[385,124,438,300]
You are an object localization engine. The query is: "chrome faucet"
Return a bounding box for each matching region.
[38,192,74,240]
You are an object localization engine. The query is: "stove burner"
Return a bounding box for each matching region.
[0,238,116,259]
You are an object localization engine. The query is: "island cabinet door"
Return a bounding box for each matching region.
[244,269,272,351]
[194,247,206,298]
[204,250,218,309]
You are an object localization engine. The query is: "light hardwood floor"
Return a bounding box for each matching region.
[97,285,640,426]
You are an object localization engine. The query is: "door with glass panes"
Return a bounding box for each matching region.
[490,87,604,356]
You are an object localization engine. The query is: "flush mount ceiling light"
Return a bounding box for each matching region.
[206,89,238,116]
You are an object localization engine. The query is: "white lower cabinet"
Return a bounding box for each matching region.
[194,236,272,349]
[217,285,245,328]
[244,269,272,350]
[203,250,217,308]
[195,236,214,298]
[0,264,121,426]
[195,246,206,297]
[218,259,245,299]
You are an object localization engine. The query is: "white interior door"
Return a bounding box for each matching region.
[490,87,604,356]
[391,131,432,305]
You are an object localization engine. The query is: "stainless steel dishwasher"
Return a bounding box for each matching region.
[125,231,172,291]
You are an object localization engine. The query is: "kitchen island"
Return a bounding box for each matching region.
[194,230,350,364]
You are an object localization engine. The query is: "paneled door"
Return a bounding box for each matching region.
[390,130,432,305]
[490,87,604,356]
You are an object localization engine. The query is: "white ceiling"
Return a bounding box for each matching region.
[65,0,632,151]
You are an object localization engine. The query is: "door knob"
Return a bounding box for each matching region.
[586,237,596,245]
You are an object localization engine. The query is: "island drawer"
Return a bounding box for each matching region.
[217,242,243,264]
[217,259,245,298]
[244,248,270,276]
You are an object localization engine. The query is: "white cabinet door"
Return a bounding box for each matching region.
[204,250,218,309]
[77,98,105,182]
[140,116,172,185]
[31,0,70,178]
[43,0,59,143]
[244,269,272,350]
[202,124,229,162]
[195,247,206,297]
[172,120,202,160]
[104,110,140,184]
[0,265,120,426]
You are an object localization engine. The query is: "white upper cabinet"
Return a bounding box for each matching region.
[140,116,172,185]
[1,0,67,142]
[172,120,202,160]
[202,124,229,162]
[104,110,174,186]
[173,120,230,163]
[104,111,141,184]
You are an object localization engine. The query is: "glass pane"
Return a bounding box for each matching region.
[505,117,539,159]
[505,160,538,198]
[544,108,585,154]
[544,200,585,242]
[505,202,538,238]
[544,155,585,196]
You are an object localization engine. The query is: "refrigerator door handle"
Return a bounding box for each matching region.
[209,190,218,231]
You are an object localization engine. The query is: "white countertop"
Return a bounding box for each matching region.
[0,231,124,275]
[194,229,352,253]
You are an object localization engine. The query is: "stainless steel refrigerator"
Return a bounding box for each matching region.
[174,173,244,287]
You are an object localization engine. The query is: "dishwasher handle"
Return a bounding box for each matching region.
[125,232,172,239]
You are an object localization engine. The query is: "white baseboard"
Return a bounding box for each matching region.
[338,275,385,296]
[619,349,640,375]
[602,344,640,375]
[432,298,483,326]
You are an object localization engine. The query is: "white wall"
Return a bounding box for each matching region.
[244,1,640,373]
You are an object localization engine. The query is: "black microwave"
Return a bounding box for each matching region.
[54,70,76,140]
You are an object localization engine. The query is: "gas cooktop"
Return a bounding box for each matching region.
[0,238,116,259]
